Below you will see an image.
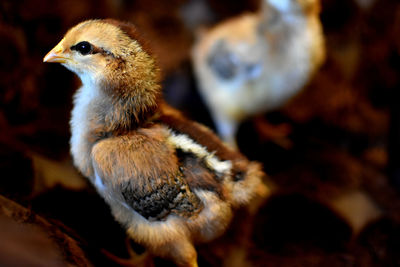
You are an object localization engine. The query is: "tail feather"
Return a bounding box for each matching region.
[229,162,270,212]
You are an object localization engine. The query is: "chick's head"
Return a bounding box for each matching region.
[43,19,161,101]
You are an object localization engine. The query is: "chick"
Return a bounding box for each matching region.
[43,19,268,267]
[192,0,325,146]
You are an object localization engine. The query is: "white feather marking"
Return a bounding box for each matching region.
[70,80,100,172]
[206,155,232,174]
[167,131,232,174]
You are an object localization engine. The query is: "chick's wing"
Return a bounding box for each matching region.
[91,126,203,221]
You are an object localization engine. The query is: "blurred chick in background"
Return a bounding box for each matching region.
[192,0,325,147]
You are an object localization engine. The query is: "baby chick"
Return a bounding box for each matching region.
[192,0,325,146]
[43,19,268,267]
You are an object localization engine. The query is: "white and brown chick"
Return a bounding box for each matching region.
[192,0,325,146]
[43,19,269,267]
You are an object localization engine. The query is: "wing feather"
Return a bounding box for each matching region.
[91,126,202,221]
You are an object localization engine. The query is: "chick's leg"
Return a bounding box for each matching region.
[153,237,198,267]
[212,113,239,149]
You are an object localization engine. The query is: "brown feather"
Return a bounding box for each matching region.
[158,103,246,162]
[102,18,154,57]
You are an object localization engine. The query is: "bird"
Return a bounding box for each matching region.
[192,0,325,147]
[43,19,269,267]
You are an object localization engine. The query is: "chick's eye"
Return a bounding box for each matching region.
[71,41,93,55]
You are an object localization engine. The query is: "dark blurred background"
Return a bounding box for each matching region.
[0,0,399,266]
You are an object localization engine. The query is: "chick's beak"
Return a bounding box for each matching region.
[43,38,68,63]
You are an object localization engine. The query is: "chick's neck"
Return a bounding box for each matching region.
[98,84,161,135]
